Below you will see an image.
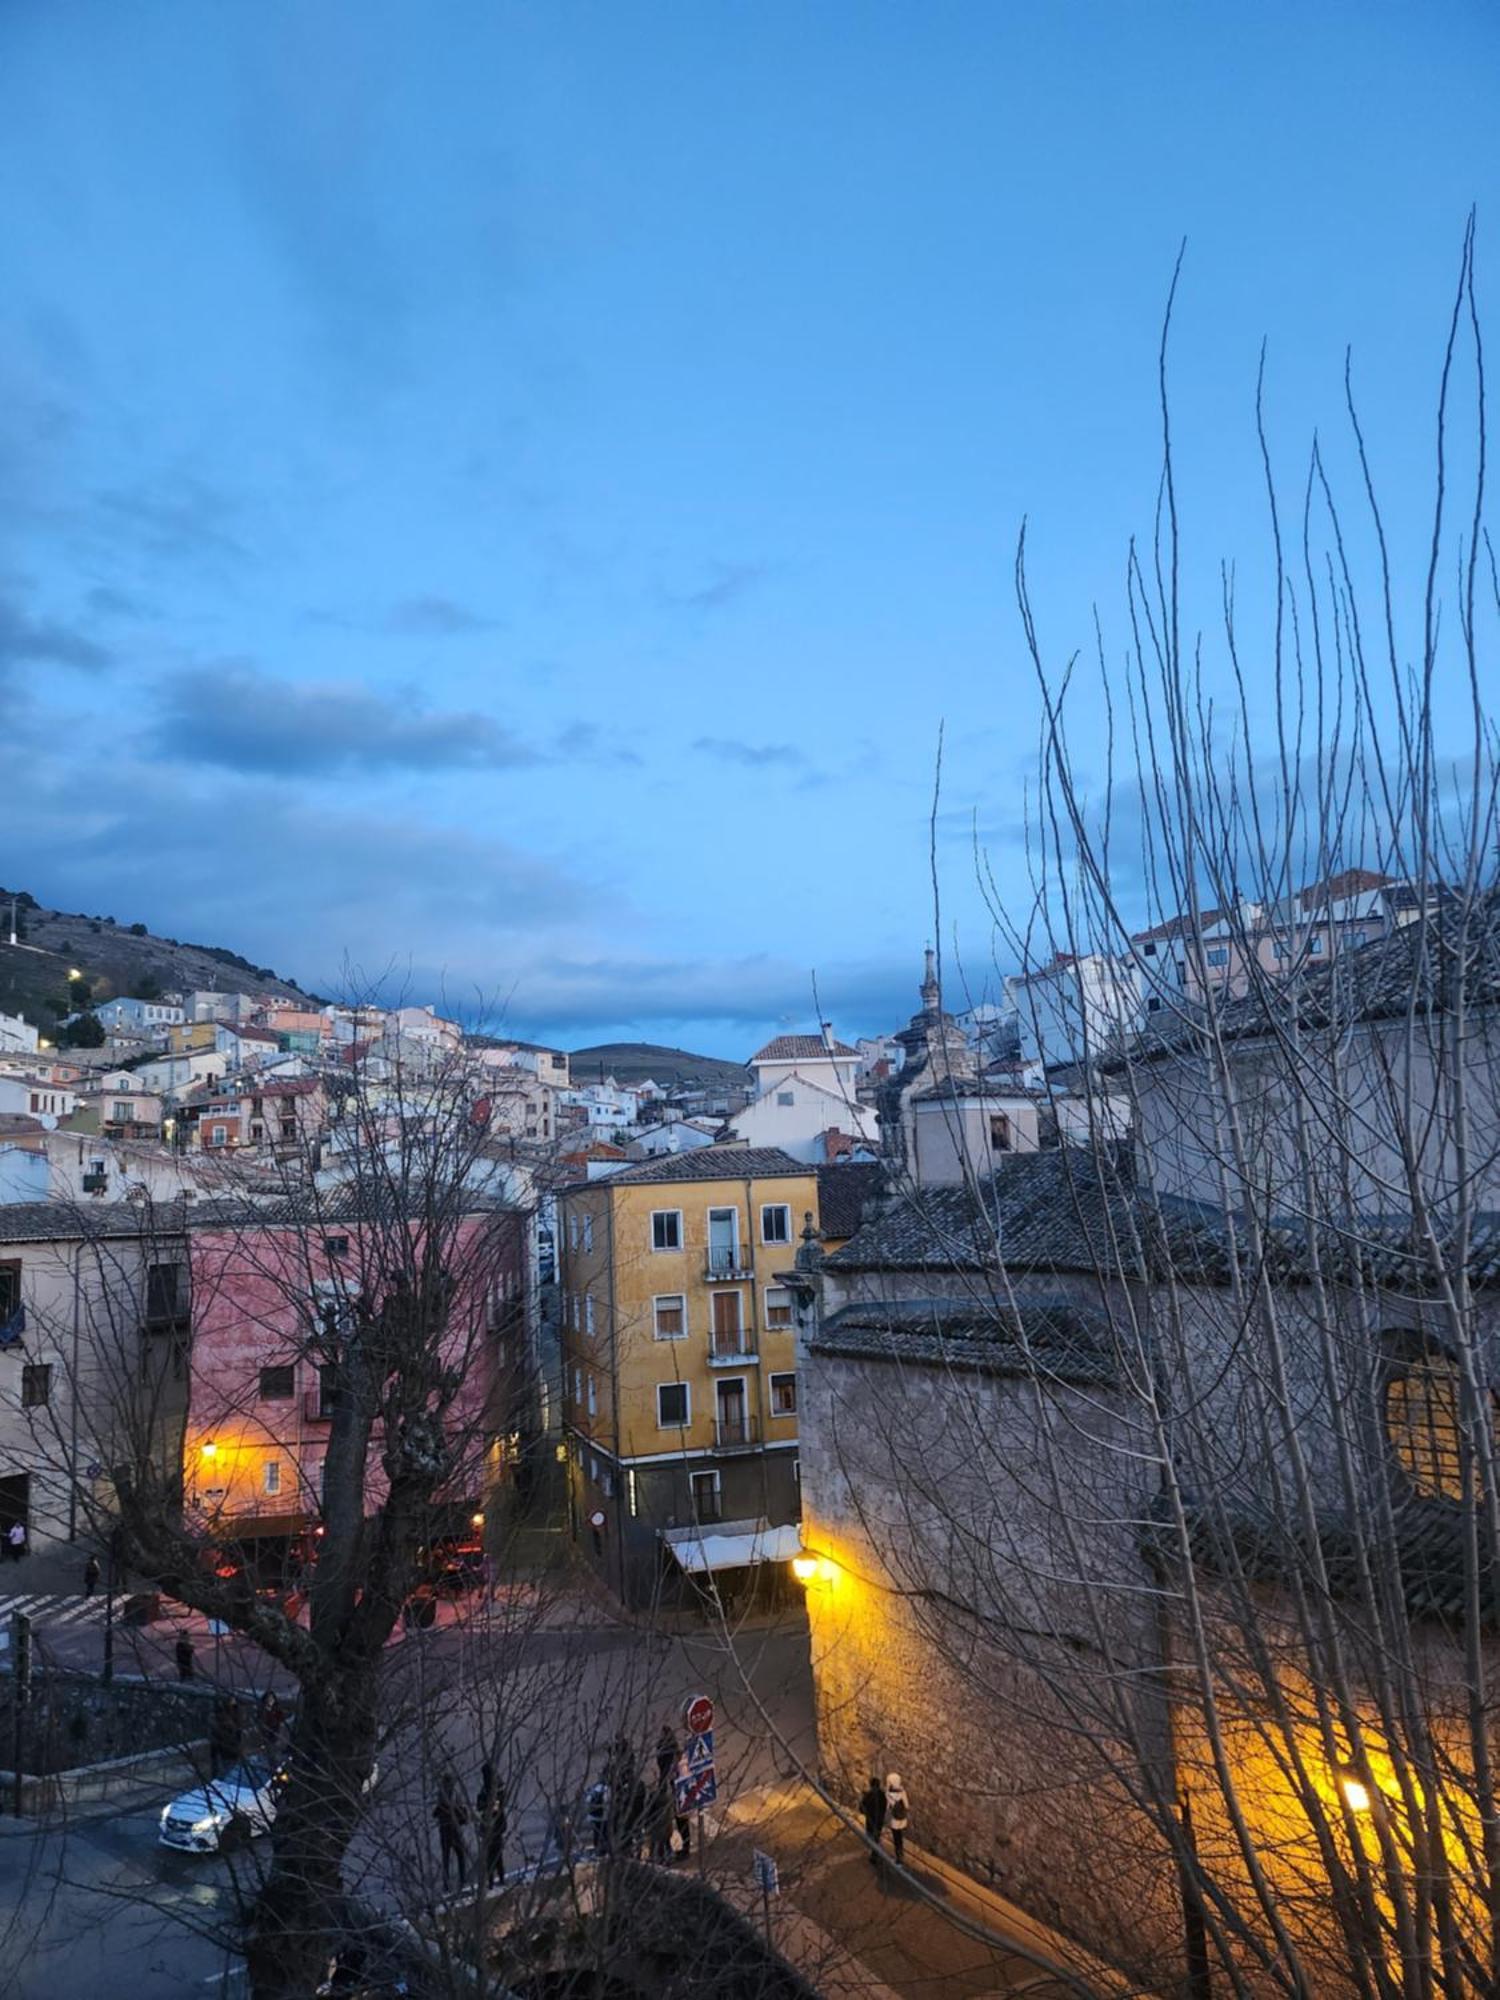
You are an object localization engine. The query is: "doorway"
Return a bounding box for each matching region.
[707,1208,739,1275]
[711,1290,744,1359]
[715,1378,749,1449]
[0,1473,29,1541]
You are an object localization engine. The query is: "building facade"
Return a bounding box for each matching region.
[558,1146,816,1603]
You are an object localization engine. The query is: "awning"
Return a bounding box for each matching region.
[661,1521,802,1575]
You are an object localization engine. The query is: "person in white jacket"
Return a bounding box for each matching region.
[885,1773,910,1866]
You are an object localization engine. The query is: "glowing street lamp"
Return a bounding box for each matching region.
[792,1552,822,1585]
[1339,1772,1373,1814]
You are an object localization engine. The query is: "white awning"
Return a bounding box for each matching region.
[662,1522,802,1574]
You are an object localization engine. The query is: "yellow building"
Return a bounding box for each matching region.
[558,1146,819,1602]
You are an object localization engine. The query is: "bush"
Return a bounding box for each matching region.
[128,922,148,937]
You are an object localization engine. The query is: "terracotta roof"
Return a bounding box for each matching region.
[750,1036,857,1064]
[593,1146,810,1188]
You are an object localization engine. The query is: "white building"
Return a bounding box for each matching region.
[0,1076,78,1128]
[94,996,185,1034]
[1005,954,1141,1071]
[724,1028,880,1165]
[0,1014,38,1056]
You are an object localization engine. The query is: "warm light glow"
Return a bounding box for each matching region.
[792,1554,820,1584]
[68,968,82,980]
[200,1440,218,1461]
[470,1511,485,1529]
[37,1039,50,1050]
[1339,1774,1372,1814]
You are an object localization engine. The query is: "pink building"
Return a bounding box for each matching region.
[183,1207,524,1554]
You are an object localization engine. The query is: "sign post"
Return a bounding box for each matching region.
[10,1611,31,1818]
[753,1848,779,1947]
[681,1694,715,1875]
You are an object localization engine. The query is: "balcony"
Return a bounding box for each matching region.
[713,1414,760,1452]
[708,1341,758,1368]
[703,1246,753,1281]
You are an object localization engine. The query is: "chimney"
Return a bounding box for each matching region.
[820,1020,835,1051]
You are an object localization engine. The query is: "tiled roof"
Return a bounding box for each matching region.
[751,1036,857,1064]
[814,1162,883,1241]
[592,1146,811,1188]
[810,1295,1117,1385]
[0,1202,175,1244]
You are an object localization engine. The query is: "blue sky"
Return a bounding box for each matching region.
[0,2,1493,1055]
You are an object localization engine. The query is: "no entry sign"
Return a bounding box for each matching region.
[684,1692,714,1734]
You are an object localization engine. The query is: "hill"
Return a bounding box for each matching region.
[0,888,319,1032]
[570,1042,750,1091]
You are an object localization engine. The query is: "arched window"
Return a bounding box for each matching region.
[1384,1347,1498,1502]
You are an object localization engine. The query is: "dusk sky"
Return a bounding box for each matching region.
[1,3,1493,1056]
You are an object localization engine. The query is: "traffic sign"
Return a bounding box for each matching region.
[685,1729,714,1772]
[684,1692,714,1734]
[753,1849,780,1897]
[674,1765,717,1812]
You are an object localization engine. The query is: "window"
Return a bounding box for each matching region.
[582,1214,594,1253]
[776,1090,795,1107]
[760,1204,791,1245]
[1309,934,1324,954]
[112,1100,132,1123]
[0,1264,20,1321]
[210,1126,227,1147]
[1206,948,1229,968]
[21,1364,51,1408]
[657,1382,690,1428]
[1146,996,1163,1013]
[691,1470,722,1522]
[651,1210,682,1252]
[1385,1350,1497,1501]
[990,1114,1012,1153]
[586,1375,597,1416]
[567,1216,578,1251]
[263,1461,281,1497]
[626,1468,639,1517]
[770,1371,797,1416]
[146,1263,185,1322]
[653,1294,687,1340]
[259,1365,295,1401]
[323,1236,350,1259]
[572,1367,582,1403]
[585,1294,596,1337]
[764,1287,794,1331]
[315,1363,339,1418]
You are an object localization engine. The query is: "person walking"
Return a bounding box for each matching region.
[82,1554,100,1598]
[7,1521,25,1563]
[586,1777,611,1856]
[433,1771,470,1890]
[174,1630,195,1680]
[476,1761,507,1884]
[259,1690,287,1749]
[861,1773,887,1868]
[885,1774,910,1867]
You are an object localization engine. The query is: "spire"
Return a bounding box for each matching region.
[921,944,940,1014]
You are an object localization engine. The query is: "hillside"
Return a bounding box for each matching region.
[570,1041,750,1091]
[0,888,319,1031]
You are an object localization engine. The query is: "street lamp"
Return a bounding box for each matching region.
[1338,1771,1373,1814]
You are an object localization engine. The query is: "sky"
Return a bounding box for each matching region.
[0,2,1494,1056]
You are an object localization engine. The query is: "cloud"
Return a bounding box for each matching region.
[92,476,248,566]
[661,561,768,612]
[84,584,156,622]
[692,736,808,769]
[383,595,498,637]
[554,721,643,767]
[150,663,541,775]
[0,592,112,673]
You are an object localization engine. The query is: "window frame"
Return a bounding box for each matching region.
[769,1370,798,1417]
[650,1209,683,1253]
[760,1203,792,1246]
[21,1362,51,1409]
[764,1286,794,1332]
[263,1460,282,1497]
[259,1364,296,1402]
[1382,1334,1498,1504]
[656,1380,690,1429]
[653,1293,688,1341]
[690,1468,722,1522]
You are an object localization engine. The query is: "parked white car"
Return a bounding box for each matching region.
[159,1759,282,1853]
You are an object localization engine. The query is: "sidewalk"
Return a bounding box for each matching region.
[719,1781,1141,1999]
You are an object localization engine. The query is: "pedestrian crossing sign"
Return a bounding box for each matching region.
[674,1765,717,1812]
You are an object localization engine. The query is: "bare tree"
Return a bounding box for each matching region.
[796,224,1500,1997]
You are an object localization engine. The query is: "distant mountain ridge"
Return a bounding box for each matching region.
[569,1041,750,1090]
[0,888,318,1031]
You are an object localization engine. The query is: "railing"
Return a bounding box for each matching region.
[708,1335,758,1366]
[703,1246,753,1280]
[713,1414,760,1452]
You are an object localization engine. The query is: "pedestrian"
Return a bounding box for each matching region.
[476,1761,507,1884]
[586,1777,611,1856]
[654,1724,678,1784]
[82,1554,101,1598]
[259,1690,287,1749]
[7,1521,25,1563]
[885,1773,910,1867]
[433,1771,470,1890]
[646,1776,674,1864]
[209,1696,243,1776]
[174,1630,195,1680]
[861,1773,887,1867]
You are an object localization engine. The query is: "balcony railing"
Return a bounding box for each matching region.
[713,1413,760,1452]
[708,1337,758,1366]
[703,1246,753,1281]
